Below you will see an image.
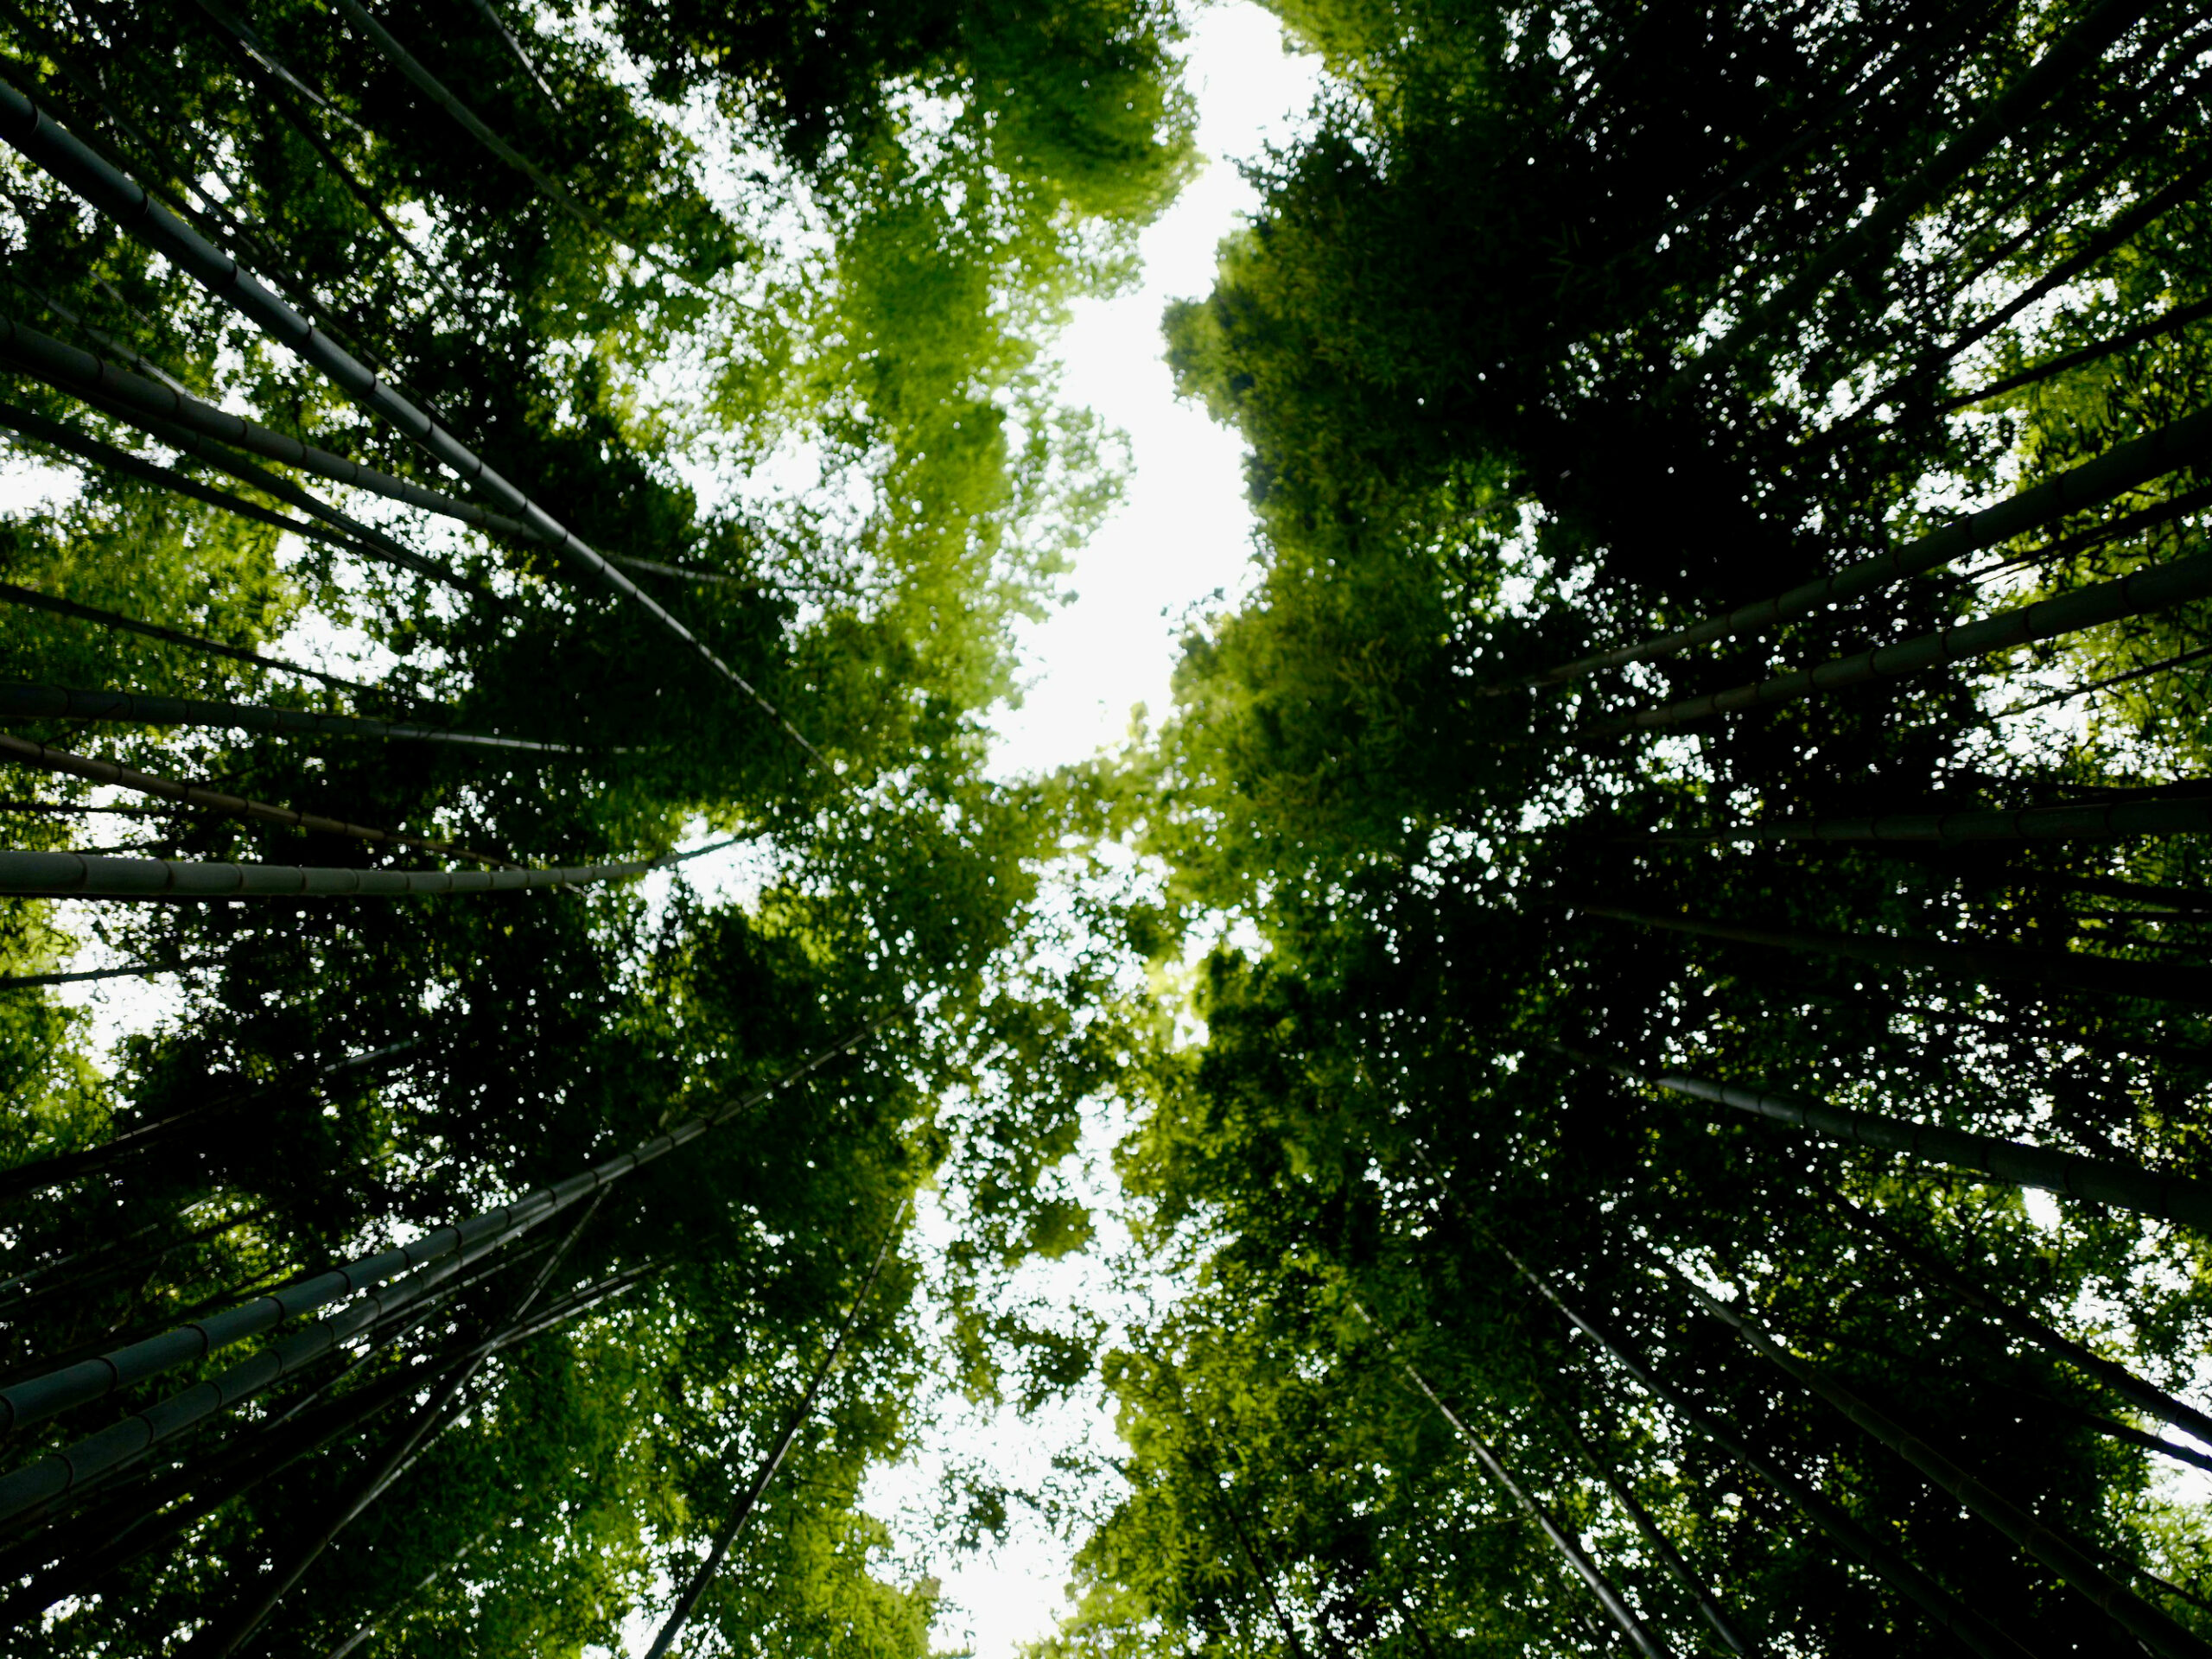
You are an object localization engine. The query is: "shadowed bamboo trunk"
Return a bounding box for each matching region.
[0,1024,883,1460]
[1674,1275,2211,1659]
[1504,404,2212,693]
[0,731,514,865]
[323,1528,490,1659]
[1942,296,2212,412]
[1682,0,2154,385]
[0,834,740,899]
[1830,1191,2212,1446]
[0,682,582,754]
[1351,1301,1674,1659]
[194,1198,609,1656]
[0,315,536,543]
[1624,795,2212,845]
[0,78,824,762]
[641,1215,905,1659]
[1584,903,2212,1005]
[1558,1042,2212,1233]
[461,0,564,111]
[0,395,443,589]
[0,581,375,696]
[1483,1233,2040,1659]
[1580,545,2212,739]
[1544,1400,1760,1656]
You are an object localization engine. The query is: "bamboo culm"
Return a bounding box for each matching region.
[1580,543,2212,739]
[200,1198,609,1656]
[0,78,824,762]
[1685,0,2153,385]
[0,730,515,866]
[1945,295,2212,412]
[460,0,564,111]
[0,1039,422,1204]
[1832,1192,2212,1446]
[74,388,469,591]
[1547,1403,1760,1656]
[1350,1302,1673,1659]
[0,392,440,590]
[1585,903,2212,1006]
[641,1216,905,1659]
[1628,797,2212,844]
[0,832,741,899]
[0,315,538,543]
[0,582,376,698]
[1560,1042,2212,1234]
[1677,1278,2212,1659]
[1487,1236,2037,1659]
[1510,402,2212,692]
[0,1021,884,1442]
[0,960,188,990]
[0,682,582,754]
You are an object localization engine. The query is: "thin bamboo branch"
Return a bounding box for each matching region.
[1580,548,2212,739]
[1559,1043,2212,1233]
[0,682,582,755]
[460,0,564,112]
[1350,1301,1673,1659]
[642,1211,905,1659]
[1942,296,2212,413]
[0,730,516,866]
[1583,902,2212,1006]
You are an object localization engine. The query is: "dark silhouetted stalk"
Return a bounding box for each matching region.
[639,1217,904,1659]
[0,682,582,754]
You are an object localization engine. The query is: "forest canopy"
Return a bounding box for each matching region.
[0,0,2209,1656]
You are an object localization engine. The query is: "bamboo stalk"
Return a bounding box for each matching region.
[1679,1280,2212,1659]
[1545,1402,1760,1656]
[0,79,824,764]
[0,1020,887,1442]
[1580,548,2212,738]
[1831,1192,2212,1447]
[1558,1043,2212,1233]
[0,392,442,629]
[0,582,374,696]
[1349,1301,1673,1659]
[0,960,190,990]
[327,0,697,289]
[1683,0,2154,385]
[0,315,539,543]
[642,1215,905,1659]
[460,0,564,111]
[1943,298,2212,413]
[1506,404,2212,693]
[0,730,516,866]
[1584,902,2212,1006]
[72,389,471,591]
[1624,797,2212,843]
[1488,1235,2038,1659]
[198,1200,609,1656]
[0,833,742,899]
[0,682,581,754]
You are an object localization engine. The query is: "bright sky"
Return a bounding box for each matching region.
[987,3,1321,781]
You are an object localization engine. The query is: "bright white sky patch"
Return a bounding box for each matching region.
[987,4,1322,782]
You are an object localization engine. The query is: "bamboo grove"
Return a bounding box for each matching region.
[7,0,2212,1655]
[0,0,1192,1650]
[1045,0,2212,1656]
